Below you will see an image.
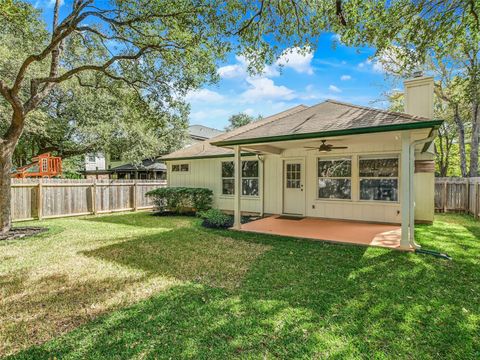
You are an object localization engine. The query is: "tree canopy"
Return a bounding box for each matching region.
[225,113,262,131]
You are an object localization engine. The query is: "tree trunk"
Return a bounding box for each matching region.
[0,144,13,234]
[453,106,468,177]
[469,102,480,177]
[1,109,25,234]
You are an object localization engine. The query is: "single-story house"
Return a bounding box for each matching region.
[162,75,442,250]
[110,159,167,180]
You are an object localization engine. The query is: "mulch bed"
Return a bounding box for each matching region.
[0,227,47,241]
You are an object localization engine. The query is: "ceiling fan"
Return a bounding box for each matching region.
[304,140,348,152]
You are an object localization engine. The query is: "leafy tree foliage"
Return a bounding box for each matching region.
[0,0,347,232]
[338,0,479,177]
[225,113,262,131]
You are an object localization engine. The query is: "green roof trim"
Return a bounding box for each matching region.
[162,152,257,161]
[212,120,444,147]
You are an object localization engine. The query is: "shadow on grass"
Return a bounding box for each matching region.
[82,211,191,229]
[9,216,480,359]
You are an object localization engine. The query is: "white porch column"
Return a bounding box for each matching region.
[233,145,241,229]
[400,131,411,249]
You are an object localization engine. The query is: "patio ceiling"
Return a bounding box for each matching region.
[232,129,433,155]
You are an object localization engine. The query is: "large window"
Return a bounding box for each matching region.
[359,157,399,201]
[221,160,259,196]
[318,158,351,199]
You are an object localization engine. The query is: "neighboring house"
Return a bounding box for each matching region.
[110,159,167,180]
[187,125,224,146]
[83,153,110,179]
[162,75,442,250]
[83,125,222,179]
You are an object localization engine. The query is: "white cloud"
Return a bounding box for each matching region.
[35,0,64,8]
[358,62,366,68]
[217,63,245,79]
[243,108,255,116]
[340,75,351,81]
[241,77,295,102]
[218,47,314,80]
[186,89,224,103]
[328,85,342,93]
[190,108,231,122]
[276,47,314,75]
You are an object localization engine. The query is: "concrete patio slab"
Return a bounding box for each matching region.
[240,215,410,251]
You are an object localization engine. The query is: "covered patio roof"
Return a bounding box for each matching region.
[240,215,408,251]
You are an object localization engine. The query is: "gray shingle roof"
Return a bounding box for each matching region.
[214,100,439,145]
[162,105,308,160]
[163,100,442,160]
[188,125,223,140]
[111,159,166,171]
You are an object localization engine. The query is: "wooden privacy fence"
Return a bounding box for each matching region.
[11,179,166,222]
[435,177,480,218]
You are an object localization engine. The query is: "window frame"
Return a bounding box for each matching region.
[358,155,399,203]
[221,161,235,195]
[220,160,259,197]
[171,163,190,173]
[317,156,352,201]
[241,160,259,196]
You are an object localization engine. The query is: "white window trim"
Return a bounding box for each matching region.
[358,155,400,203]
[220,160,259,197]
[171,162,191,173]
[317,156,352,201]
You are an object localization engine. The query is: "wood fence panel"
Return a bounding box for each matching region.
[11,179,166,221]
[435,177,480,216]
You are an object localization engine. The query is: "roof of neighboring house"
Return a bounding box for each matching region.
[162,105,309,160]
[188,125,224,140]
[213,100,443,146]
[110,158,167,172]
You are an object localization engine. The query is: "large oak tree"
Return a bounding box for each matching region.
[0,0,346,233]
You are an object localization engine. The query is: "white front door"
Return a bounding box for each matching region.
[283,159,305,215]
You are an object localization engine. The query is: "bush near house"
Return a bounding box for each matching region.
[146,187,213,214]
[198,209,233,228]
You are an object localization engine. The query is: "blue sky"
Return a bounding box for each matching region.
[31,0,401,131]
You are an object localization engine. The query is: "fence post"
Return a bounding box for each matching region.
[473,182,480,219]
[92,181,97,215]
[466,180,470,214]
[443,181,448,213]
[37,181,43,220]
[133,181,138,211]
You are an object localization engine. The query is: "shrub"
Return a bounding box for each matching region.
[146,187,213,214]
[197,209,233,229]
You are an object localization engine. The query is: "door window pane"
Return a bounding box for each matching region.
[286,163,301,188]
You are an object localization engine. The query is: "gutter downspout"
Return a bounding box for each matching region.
[408,130,437,249]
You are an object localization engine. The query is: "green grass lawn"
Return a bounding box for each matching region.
[1,212,479,359]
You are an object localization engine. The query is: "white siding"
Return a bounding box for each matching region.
[168,156,261,213]
[85,153,106,171]
[168,131,435,224]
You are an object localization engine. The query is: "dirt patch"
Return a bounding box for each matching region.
[0,227,47,241]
